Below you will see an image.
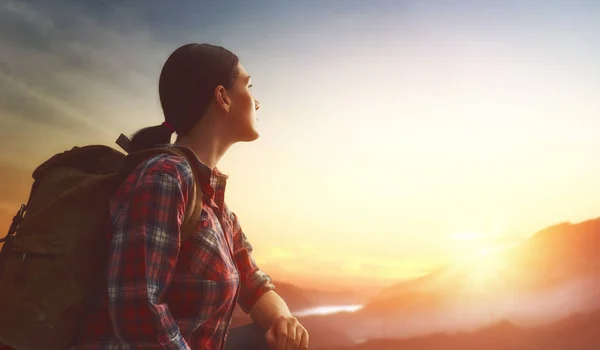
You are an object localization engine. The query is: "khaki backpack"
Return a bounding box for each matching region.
[0,140,204,350]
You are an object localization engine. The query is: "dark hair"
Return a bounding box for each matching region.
[127,43,240,153]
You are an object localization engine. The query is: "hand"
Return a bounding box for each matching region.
[265,315,309,350]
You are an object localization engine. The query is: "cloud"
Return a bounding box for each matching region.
[0,0,175,143]
[0,0,189,172]
[0,70,114,135]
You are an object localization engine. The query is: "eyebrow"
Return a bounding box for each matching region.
[245,75,251,83]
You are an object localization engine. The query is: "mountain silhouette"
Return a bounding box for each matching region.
[363,217,600,317]
[294,217,600,347]
[319,309,600,350]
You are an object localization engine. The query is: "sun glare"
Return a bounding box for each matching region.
[449,231,513,295]
[477,247,491,258]
[451,232,499,261]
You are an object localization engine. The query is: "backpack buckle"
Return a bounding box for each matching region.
[115,133,131,154]
[1,204,26,243]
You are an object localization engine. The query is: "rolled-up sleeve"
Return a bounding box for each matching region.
[107,158,192,350]
[229,212,275,313]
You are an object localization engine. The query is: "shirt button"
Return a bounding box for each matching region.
[203,186,214,196]
[201,220,210,228]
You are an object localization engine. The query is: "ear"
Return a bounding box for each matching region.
[214,85,231,112]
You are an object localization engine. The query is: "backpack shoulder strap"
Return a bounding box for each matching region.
[164,146,204,242]
[122,146,204,242]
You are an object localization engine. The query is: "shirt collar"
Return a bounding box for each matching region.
[178,147,229,190]
[165,144,228,187]
[197,162,229,188]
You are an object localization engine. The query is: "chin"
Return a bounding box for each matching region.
[239,129,260,142]
[248,130,260,141]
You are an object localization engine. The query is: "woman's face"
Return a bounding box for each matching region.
[226,63,261,142]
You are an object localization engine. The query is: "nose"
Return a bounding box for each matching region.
[255,99,260,111]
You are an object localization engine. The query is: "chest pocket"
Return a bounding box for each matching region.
[181,208,238,281]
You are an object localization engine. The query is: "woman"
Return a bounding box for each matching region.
[74,44,309,350]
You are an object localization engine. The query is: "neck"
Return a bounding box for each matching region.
[175,123,232,170]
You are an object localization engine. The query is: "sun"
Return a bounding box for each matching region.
[451,231,499,261]
[450,231,512,294]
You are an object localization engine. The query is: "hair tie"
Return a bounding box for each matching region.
[162,121,175,133]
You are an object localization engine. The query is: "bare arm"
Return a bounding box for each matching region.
[249,290,293,330]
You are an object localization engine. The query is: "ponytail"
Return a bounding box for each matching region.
[126,123,173,153]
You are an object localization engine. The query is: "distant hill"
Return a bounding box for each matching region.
[301,217,600,345]
[516,218,600,287]
[233,217,600,349]
[319,308,600,350]
[364,217,600,315]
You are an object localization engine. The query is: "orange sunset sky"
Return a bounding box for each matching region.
[1,0,600,293]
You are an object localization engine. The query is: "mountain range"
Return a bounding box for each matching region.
[320,308,600,350]
[242,217,600,348]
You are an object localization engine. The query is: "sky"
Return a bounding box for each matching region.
[1,0,600,292]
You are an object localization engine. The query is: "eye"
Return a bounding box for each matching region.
[248,84,253,90]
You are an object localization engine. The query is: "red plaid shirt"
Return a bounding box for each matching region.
[74,152,274,350]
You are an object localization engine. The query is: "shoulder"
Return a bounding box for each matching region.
[129,153,194,191]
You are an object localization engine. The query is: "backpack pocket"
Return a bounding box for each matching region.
[0,250,83,350]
